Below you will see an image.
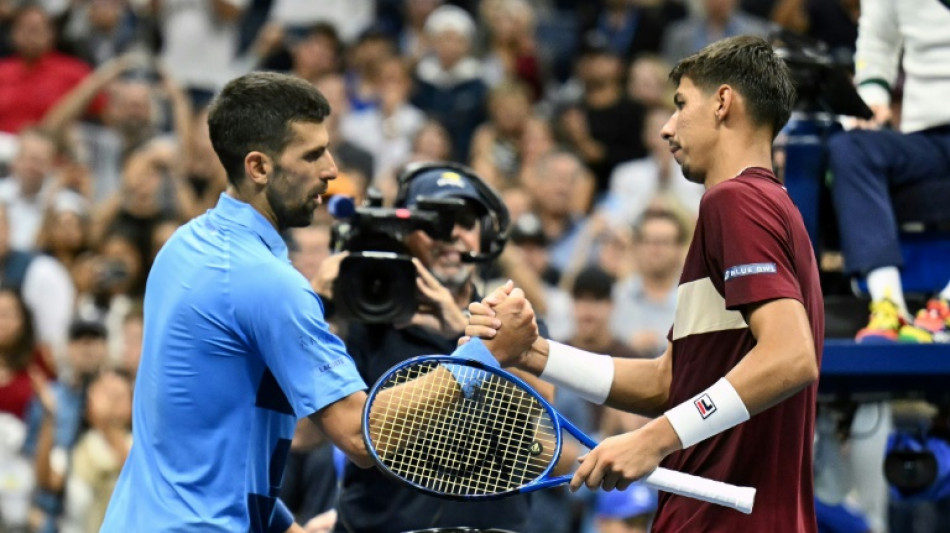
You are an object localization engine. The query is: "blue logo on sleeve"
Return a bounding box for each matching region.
[724,262,777,281]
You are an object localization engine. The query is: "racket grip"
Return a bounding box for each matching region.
[643,467,756,514]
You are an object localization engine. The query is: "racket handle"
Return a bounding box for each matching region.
[644,467,756,514]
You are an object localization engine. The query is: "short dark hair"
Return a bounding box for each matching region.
[207,72,331,185]
[571,266,615,301]
[669,35,796,138]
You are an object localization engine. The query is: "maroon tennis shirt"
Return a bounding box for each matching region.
[653,167,824,532]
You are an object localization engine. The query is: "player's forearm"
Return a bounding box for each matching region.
[524,339,670,416]
[604,352,671,416]
[727,299,819,415]
[726,340,817,416]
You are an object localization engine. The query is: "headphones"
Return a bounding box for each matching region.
[394,161,510,263]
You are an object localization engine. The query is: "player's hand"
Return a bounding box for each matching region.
[459,280,514,346]
[483,288,538,367]
[395,258,467,339]
[570,417,682,492]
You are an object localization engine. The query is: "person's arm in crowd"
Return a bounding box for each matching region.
[151,135,199,220]
[469,125,502,189]
[28,368,66,493]
[556,212,610,293]
[561,107,605,164]
[853,0,900,127]
[157,62,194,165]
[40,54,135,135]
[91,193,122,244]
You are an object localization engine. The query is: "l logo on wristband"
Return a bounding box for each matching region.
[695,394,717,419]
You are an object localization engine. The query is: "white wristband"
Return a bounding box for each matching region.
[540,341,614,404]
[664,377,750,449]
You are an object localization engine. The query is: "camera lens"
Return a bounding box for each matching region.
[355,265,398,314]
[334,253,418,324]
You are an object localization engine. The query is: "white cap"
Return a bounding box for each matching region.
[423,5,476,41]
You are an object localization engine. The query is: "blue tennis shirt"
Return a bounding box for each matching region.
[101,194,366,532]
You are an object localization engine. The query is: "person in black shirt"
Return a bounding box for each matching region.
[318,163,551,533]
[558,41,647,195]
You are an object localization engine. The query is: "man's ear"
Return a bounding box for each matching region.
[714,84,734,122]
[244,151,272,186]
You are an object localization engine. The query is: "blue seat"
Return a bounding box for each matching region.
[782,116,950,297]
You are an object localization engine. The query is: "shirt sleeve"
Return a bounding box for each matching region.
[232,263,366,419]
[702,181,803,311]
[854,0,901,106]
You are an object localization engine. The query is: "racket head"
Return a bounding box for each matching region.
[362,355,564,501]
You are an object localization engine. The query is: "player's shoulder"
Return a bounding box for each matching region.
[702,171,787,214]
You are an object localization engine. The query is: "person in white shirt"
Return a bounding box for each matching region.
[0,129,88,251]
[828,0,950,344]
[340,56,426,188]
[155,0,250,105]
[0,202,76,361]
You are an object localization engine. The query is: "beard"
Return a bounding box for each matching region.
[680,161,705,185]
[432,262,474,292]
[267,168,316,230]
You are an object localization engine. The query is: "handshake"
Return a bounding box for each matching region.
[458,280,547,371]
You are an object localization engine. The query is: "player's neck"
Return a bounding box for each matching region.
[703,138,773,190]
[227,186,280,231]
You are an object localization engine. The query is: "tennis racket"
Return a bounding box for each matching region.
[362,355,756,514]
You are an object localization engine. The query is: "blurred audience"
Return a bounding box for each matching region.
[0,128,87,250]
[340,56,426,188]
[42,53,193,204]
[661,0,772,65]
[0,3,102,134]
[610,208,688,357]
[479,0,544,100]
[601,106,704,229]
[412,4,488,161]
[0,288,46,421]
[0,203,75,360]
[469,81,534,189]
[25,318,109,533]
[557,40,647,195]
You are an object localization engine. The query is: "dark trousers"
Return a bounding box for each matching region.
[828,126,950,275]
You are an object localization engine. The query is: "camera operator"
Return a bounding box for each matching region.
[315,163,552,533]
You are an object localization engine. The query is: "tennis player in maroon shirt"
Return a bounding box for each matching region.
[467,35,823,532]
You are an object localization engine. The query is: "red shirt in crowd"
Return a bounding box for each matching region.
[0,348,56,419]
[0,51,103,133]
[655,168,824,532]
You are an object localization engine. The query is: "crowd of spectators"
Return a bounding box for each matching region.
[0,0,945,532]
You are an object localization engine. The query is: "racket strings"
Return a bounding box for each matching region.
[368,361,558,496]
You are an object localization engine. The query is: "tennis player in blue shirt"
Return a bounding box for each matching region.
[97,72,532,533]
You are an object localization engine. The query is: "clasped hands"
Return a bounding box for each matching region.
[459,280,540,367]
[462,282,677,493]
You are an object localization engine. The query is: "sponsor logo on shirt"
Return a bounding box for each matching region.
[724,262,777,281]
[319,357,348,373]
[695,394,717,419]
